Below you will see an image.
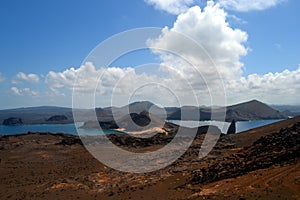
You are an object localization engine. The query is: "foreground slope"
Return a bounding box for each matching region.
[0,116,299,200]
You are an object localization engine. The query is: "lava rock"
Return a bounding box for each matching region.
[227,120,236,134]
[46,115,68,122]
[56,137,83,146]
[3,117,23,125]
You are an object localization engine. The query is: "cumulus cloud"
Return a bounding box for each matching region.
[43,1,297,106]
[13,72,40,83]
[144,0,285,14]
[45,62,300,106]
[46,62,184,107]
[45,88,66,98]
[46,62,135,93]
[144,0,195,14]
[217,0,286,12]
[226,66,300,105]
[0,73,6,82]
[146,1,299,105]
[148,2,248,93]
[10,87,38,96]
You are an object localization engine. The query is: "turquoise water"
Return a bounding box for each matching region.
[0,123,124,136]
[0,119,283,136]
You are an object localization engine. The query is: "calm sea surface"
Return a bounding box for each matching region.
[0,120,282,136]
[168,119,283,133]
[0,123,123,136]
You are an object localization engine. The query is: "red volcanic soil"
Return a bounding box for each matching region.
[0,117,299,200]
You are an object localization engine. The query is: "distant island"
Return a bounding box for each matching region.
[0,106,74,125]
[167,100,287,121]
[0,100,296,126]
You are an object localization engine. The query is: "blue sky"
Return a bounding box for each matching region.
[0,0,173,75]
[0,0,299,109]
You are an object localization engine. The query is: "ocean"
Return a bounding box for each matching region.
[167,119,283,133]
[0,119,282,136]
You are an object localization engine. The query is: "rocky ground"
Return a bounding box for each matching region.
[0,117,299,200]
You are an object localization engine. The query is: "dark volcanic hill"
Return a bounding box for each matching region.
[271,104,300,117]
[46,115,68,122]
[225,99,286,121]
[0,106,74,125]
[81,111,176,133]
[101,101,168,120]
[167,106,213,121]
[168,100,287,121]
[0,100,288,125]
[115,111,166,132]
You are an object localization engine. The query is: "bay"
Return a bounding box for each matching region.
[167,119,283,133]
[0,123,123,136]
[0,119,283,136]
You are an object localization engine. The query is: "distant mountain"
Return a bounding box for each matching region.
[46,115,68,122]
[168,106,201,121]
[271,104,300,117]
[0,100,289,125]
[225,100,286,121]
[0,106,74,125]
[100,101,167,120]
[168,100,287,122]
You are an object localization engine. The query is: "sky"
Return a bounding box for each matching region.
[0,0,299,109]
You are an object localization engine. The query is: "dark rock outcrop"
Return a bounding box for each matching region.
[81,111,165,132]
[197,125,221,135]
[46,115,68,122]
[107,133,174,148]
[3,117,23,125]
[226,120,236,134]
[56,137,83,146]
[190,122,300,185]
[102,125,219,148]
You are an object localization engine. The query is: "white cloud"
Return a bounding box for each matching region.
[144,0,195,14]
[146,1,299,105]
[226,66,300,105]
[10,87,21,95]
[45,88,66,97]
[274,43,283,51]
[217,0,286,12]
[46,62,175,107]
[45,62,135,93]
[10,87,38,96]
[13,72,40,83]
[44,62,300,106]
[144,0,286,14]
[0,73,6,82]
[227,14,247,24]
[45,62,160,95]
[148,2,248,92]
[43,1,297,107]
